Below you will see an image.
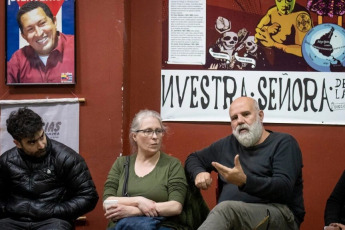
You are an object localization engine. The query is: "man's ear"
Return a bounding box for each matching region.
[13,140,22,149]
[259,110,264,122]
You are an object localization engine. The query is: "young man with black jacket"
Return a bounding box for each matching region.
[0,108,99,230]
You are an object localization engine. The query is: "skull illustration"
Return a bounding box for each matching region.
[221,31,238,50]
[244,36,258,54]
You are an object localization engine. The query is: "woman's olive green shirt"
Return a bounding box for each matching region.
[103,152,188,229]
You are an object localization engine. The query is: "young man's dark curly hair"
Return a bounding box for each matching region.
[6,107,44,142]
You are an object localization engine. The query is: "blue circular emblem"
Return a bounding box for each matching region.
[302,23,345,72]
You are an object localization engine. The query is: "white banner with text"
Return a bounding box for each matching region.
[161,70,345,125]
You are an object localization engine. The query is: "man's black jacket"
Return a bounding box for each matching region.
[0,137,99,222]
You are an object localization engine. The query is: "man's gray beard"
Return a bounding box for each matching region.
[233,119,263,147]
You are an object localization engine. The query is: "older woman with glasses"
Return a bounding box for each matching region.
[103,110,188,230]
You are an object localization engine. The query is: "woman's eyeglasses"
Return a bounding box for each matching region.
[135,129,165,137]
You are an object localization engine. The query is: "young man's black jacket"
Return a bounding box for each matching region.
[0,137,99,222]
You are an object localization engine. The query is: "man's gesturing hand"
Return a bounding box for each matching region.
[195,172,213,190]
[212,154,247,187]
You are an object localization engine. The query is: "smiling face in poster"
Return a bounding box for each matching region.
[6,0,75,85]
[20,7,58,56]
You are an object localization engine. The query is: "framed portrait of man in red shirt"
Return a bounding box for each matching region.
[6,0,76,85]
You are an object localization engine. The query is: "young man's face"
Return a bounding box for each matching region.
[14,129,47,157]
[20,7,57,56]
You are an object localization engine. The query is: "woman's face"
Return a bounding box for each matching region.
[133,116,163,156]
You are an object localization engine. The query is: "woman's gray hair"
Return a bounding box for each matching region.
[129,110,166,153]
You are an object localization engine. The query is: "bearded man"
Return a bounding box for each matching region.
[185,96,305,230]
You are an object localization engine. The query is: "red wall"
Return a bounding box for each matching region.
[1,1,344,230]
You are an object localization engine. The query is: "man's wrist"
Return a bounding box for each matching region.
[239,182,246,189]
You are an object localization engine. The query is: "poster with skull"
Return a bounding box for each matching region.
[160,0,345,124]
[162,0,345,72]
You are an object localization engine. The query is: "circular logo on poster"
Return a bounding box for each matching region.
[296,12,312,32]
[302,23,345,72]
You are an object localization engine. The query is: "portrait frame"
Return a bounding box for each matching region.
[5,0,76,85]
